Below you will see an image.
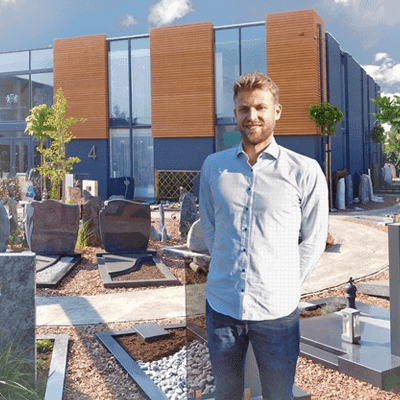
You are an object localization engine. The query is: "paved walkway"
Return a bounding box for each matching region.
[36,206,394,327]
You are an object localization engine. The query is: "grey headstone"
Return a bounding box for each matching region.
[99,199,150,253]
[150,225,161,241]
[187,219,209,253]
[0,203,10,252]
[109,195,125,200]
[360,174,371,204]
[179,193,198,237]
[336,178,345,210]
[25,200,80,255]
[382,167,392,183]
[0,252,36,373]
[6,196,18,233]
[346,174,354,208]
[82,194,104,247]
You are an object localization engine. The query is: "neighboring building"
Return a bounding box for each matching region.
[0,8,382,201]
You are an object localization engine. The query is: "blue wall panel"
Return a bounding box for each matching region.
[66,139,108,200]
[154,137,215,171]
[346,54,364,177]
[326,33,346,173]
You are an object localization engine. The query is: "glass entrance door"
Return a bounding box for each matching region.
[0,138,35,177]
[0,141,10,178]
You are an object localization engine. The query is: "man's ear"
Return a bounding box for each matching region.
[275,103,282,120]
[234,108,237,122]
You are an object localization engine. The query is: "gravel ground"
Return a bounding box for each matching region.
[32,197,400,399]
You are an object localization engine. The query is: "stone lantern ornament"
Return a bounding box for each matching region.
[341,277,361,344]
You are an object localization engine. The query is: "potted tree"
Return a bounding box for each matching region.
[308,102,344,209]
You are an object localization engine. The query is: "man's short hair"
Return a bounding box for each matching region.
[233,72,279,103]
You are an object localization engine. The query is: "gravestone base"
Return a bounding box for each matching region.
[300,297,400,390]
[357,281,390,298]
[97,251,179,288]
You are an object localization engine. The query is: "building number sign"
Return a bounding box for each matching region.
[88,145,97,160]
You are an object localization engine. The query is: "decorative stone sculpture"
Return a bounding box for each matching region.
[360,174,371,204]
[187,219,209,253]
[336,178,345,210]
[99,199,150,253]
[25,200,80,255]
[346,174,354,209]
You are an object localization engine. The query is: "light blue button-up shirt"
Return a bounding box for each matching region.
[199,138,329,320]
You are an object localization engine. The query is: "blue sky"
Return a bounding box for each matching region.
[1,0,400,99]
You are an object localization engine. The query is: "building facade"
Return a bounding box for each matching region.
[0,9,382,201]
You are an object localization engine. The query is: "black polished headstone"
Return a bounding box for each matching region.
[99,200,150,254]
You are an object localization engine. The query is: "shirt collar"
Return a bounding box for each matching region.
[236,137,280,160]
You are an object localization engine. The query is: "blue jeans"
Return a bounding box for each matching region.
[205,301,300,400]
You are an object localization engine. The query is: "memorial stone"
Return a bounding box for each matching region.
[336,178,345,210]
[382,167,392,183]
[346,174,354,208]
[99,199,150,253]
[187,219,209,253]
[82,193,104,247]
[180,193,199,237]
[360,174,371,204]
[0,202,10,252]
[4,196,18,233]
[20,179,34,202]
[25,199,80,255]
[0,252,36,372]
[68,186,82,205]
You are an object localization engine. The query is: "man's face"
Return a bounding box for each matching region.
[234,88,282,149]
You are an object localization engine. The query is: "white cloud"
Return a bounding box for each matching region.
[1,0,16,3]
[147,0,194,27]
[334,0,352,3]
[362,54,400,86]
[113,13,140,34]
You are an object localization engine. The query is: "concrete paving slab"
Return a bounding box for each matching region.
[36,286,186,326]
[302,216,388,295]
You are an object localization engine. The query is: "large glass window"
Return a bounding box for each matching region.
[109,129,130,178]
[31,48,53,70]
[241,25,266,75]
[215,29,240,124]
[0,75,29,121]
[0,51,29,73]
[132,128,154,198]
[131,38,151,125]
[32,73,54,107]
[109,41,129,126]
[214,24,266,125]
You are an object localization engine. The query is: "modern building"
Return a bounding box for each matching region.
[0,8,382,201]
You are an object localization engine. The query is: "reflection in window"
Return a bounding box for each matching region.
[0,51,29,73]
[110,129,130,178]
[215,125,241,152]
[241,25,266,75]
[132,128,154,198]
[32,73,53,107]
[0,75,29,121]
[131,38,151,125]
[215,29,239,124]
[109,41,129,126]
[15,141,29,173]
[31,48,53,70]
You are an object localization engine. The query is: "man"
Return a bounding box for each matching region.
[199,72,329,400]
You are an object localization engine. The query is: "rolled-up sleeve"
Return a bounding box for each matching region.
[299,160,329,284]
[199,157,215,256]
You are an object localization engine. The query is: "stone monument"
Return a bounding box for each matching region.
[0,202,10,252]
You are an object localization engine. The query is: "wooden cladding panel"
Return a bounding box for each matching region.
[267,9,327,136]
[53,34,108,139]
[151,22,214,138]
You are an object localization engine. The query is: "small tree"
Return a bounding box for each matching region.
[308,102,344,209]
[26,88,85,200]
[370,95,400,170]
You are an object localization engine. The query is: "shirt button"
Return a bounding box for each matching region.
[247,187,251,192]
[242,269,245,272]
[243,249,246,252]
[245,207,249,211]
[243,227,247,232]
[241,289,245,292]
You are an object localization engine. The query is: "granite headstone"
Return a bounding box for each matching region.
[0,202,10,252]
[25,200,80,255]
[336,178,345,210]
[99,199,150,253]
[346,174,354,208]
[5,196,18,233]
[360,174,371,204]
[180,193,199,237]
[82,193,104,247]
